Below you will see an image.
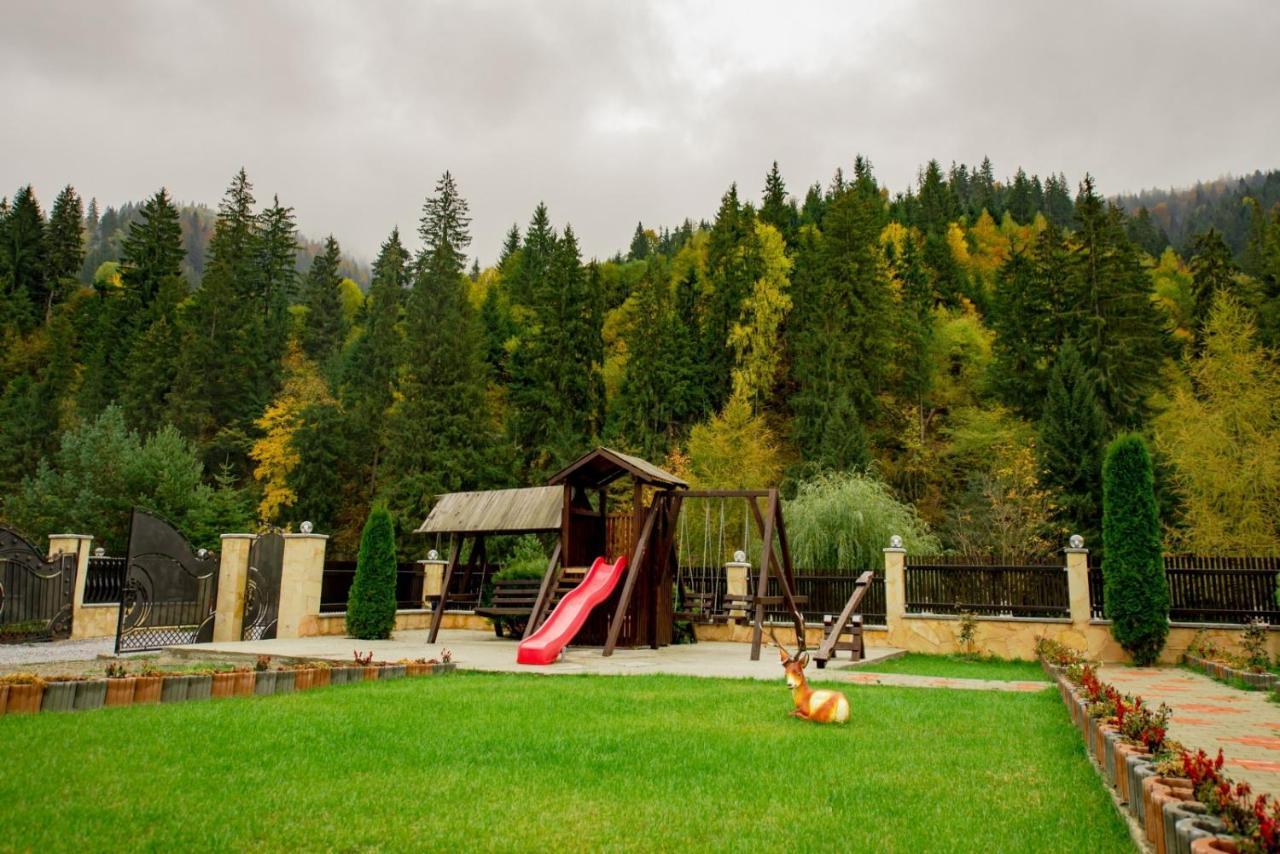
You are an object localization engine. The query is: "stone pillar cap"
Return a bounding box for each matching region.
[882,547,906,554]
[281,532,330,540]
[49,533,93,539]
[220,533,256,540]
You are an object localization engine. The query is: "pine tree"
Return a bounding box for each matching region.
[609,255,681,458]
[917,159,957,235]
[346,504,398,640]
[120,188,184,310]
[44,185,84,319]
[287,402,350,532]
[341,228,407,498]
[1101,433,1167,665]
[628,222,651,261]
[301,235,348,365]
[700,185,756,412]
[760,161,794,243]
[1038,343,1107,544]
[256,195,299,341]
[1043,173,1074,227]
[384,172,501,533]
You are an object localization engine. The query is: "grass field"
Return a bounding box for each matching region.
[855,652,1051,682]
[2,672,1129,851]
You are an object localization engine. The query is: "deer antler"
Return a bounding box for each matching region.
[768,628,792,660]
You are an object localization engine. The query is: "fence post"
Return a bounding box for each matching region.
[276,530,329,638]
[48,533,93,639]
[884,536,907,646]
[213,534,255,642]
[725,552,751,619]
[1064,534,1091,631]
[420,551,447,609]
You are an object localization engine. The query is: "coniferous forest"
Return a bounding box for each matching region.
[4,160,1280,560]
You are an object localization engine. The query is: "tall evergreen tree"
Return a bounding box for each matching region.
[346,504,398,639]
[384,172,501,533]
[916,159,957,235]
[341,228,408,498]
[1,185,46,329]
[700,185,756,413]
[1188,228,1235,347]
[760,161,794,243]
[609,255,681,458]
[1038,343,1107,545]
[628,222,651,261]
[120,188,184,310]
[44,185,84,319]
[1065,176,1168,430]
[301,235,348,365]
[787,187,890,470]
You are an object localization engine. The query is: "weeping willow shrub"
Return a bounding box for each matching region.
[784,472,940,573]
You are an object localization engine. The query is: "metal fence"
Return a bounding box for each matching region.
[904,555,1070,618]
[318,561,434,613]
[1088,554,1280,625]
[84,555,127,604]
[675,566,885,626]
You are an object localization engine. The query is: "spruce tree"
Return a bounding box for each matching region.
[120,189,184,309]
[1066,176,1168,430]
[1189,228,1235,348]
[1,185,46,329]
[609,255,681,458]
[384,172,500,533]
[44,185,84,319]
[301,235,348,365]
[628,222,651,261]
[346,503,398,640]
[256,195,299,343]
[287,402,349,532]
[760,161,794,243]
[341,228,408,497]
[700,185,756,413]
[1101,433,1168,665]
[1038,343,1107,544]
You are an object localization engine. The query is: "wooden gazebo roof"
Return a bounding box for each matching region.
[414,486,563,535]
[547,447,688,490]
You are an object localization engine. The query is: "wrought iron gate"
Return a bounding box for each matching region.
[241,532,284,641]
[0,527,76,642]
[115,510,219,653]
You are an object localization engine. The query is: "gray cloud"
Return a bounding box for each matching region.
[2,0,1277,265]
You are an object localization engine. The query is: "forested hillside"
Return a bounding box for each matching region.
[3,159,1280,560]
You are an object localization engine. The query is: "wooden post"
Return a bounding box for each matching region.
[603,508,658,656]
[524,540,562,639]
[750,494,776,661]
[428,535,462,643]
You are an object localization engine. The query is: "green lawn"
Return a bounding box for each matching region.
[852,652,1051,682]
[2,672,1128,852]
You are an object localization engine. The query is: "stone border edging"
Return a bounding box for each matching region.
[1183,652,1279,691]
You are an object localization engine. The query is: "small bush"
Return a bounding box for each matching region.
[1101,434,1168,666]
[346,504,398,640]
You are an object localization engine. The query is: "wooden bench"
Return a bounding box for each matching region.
[474,578,543,638]
[813,571,873,668]
[674,587,720,622]
[718,593,809,624]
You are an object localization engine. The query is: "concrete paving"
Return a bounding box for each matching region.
[173,628,905,682]
[1101,664,1280,797]
[0,637,114,667]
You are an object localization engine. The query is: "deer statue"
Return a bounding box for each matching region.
[773,632,850,724]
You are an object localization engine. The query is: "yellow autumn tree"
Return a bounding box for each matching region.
[1158,293,1280,554]
[250,344,335,525]
[728,221,792,409]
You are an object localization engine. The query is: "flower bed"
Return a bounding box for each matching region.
[1183,624,1279,693]
[0,649,455,718]
[1037,637,1280,853]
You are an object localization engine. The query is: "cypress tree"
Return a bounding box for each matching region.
[1039,343,1107,545]
[1101,433,1168,665]
[301,235,348,365]
[346,503,398,640]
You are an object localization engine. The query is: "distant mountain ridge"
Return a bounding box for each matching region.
[1113,168,1280,256]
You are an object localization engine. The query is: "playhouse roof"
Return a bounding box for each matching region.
[414,485,563,535]
[547,446,688,490]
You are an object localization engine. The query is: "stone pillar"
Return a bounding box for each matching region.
[276,532,329,638]
[49,534,94,639]
[883,538,907,647]
[213,534,254,642]
[420,554,446,609]
[1064,536,1091,630]
[724,556,751,619]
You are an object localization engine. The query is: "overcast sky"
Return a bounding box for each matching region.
[3,1,1278,266]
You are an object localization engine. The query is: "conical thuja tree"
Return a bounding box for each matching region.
[1101,433,1168,665]
[346,504,398,640]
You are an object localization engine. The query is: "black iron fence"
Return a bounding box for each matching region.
[905,555,1070,618]
[0,528,77,641]
[675,566,886,626]
[1089,555,1280,625]
[84,555,127,604]
[319,561,433,613]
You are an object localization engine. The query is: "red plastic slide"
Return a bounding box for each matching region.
[516,556,628,665]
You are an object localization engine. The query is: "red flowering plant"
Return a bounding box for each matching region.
[1209,779,1260,842]
[1080,665,1105,702]
[1252,795,1280,853]
[1118,697,1172,754]
[1183,748,1227,802]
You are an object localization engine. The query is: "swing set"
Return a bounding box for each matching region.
[415,447,808,661]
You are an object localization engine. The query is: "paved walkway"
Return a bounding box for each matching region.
[0,637,113,667]
[1100,664,1280,796]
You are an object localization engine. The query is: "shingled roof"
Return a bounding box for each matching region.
[546,446,688,490]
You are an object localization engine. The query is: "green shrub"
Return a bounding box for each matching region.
[494,535,550,581]
[1101,434,1168,666]
[784,471,940,572]
[346,504,398,640]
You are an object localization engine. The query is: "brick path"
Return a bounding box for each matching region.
[1100,664,1280,796]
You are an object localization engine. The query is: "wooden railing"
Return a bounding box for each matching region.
[1086,555,1280,625]
[319,561,436,614]
[905,555,1069,618]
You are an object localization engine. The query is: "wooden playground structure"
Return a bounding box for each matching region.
[417,447,868,661]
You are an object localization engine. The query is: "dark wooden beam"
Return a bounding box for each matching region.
[428,535,463,643]
[602,502,660,656]
[523,540,562,639]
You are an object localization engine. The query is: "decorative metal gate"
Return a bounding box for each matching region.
[241,532,284,641]
[115,510,219,653]
[0,527,76,642]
